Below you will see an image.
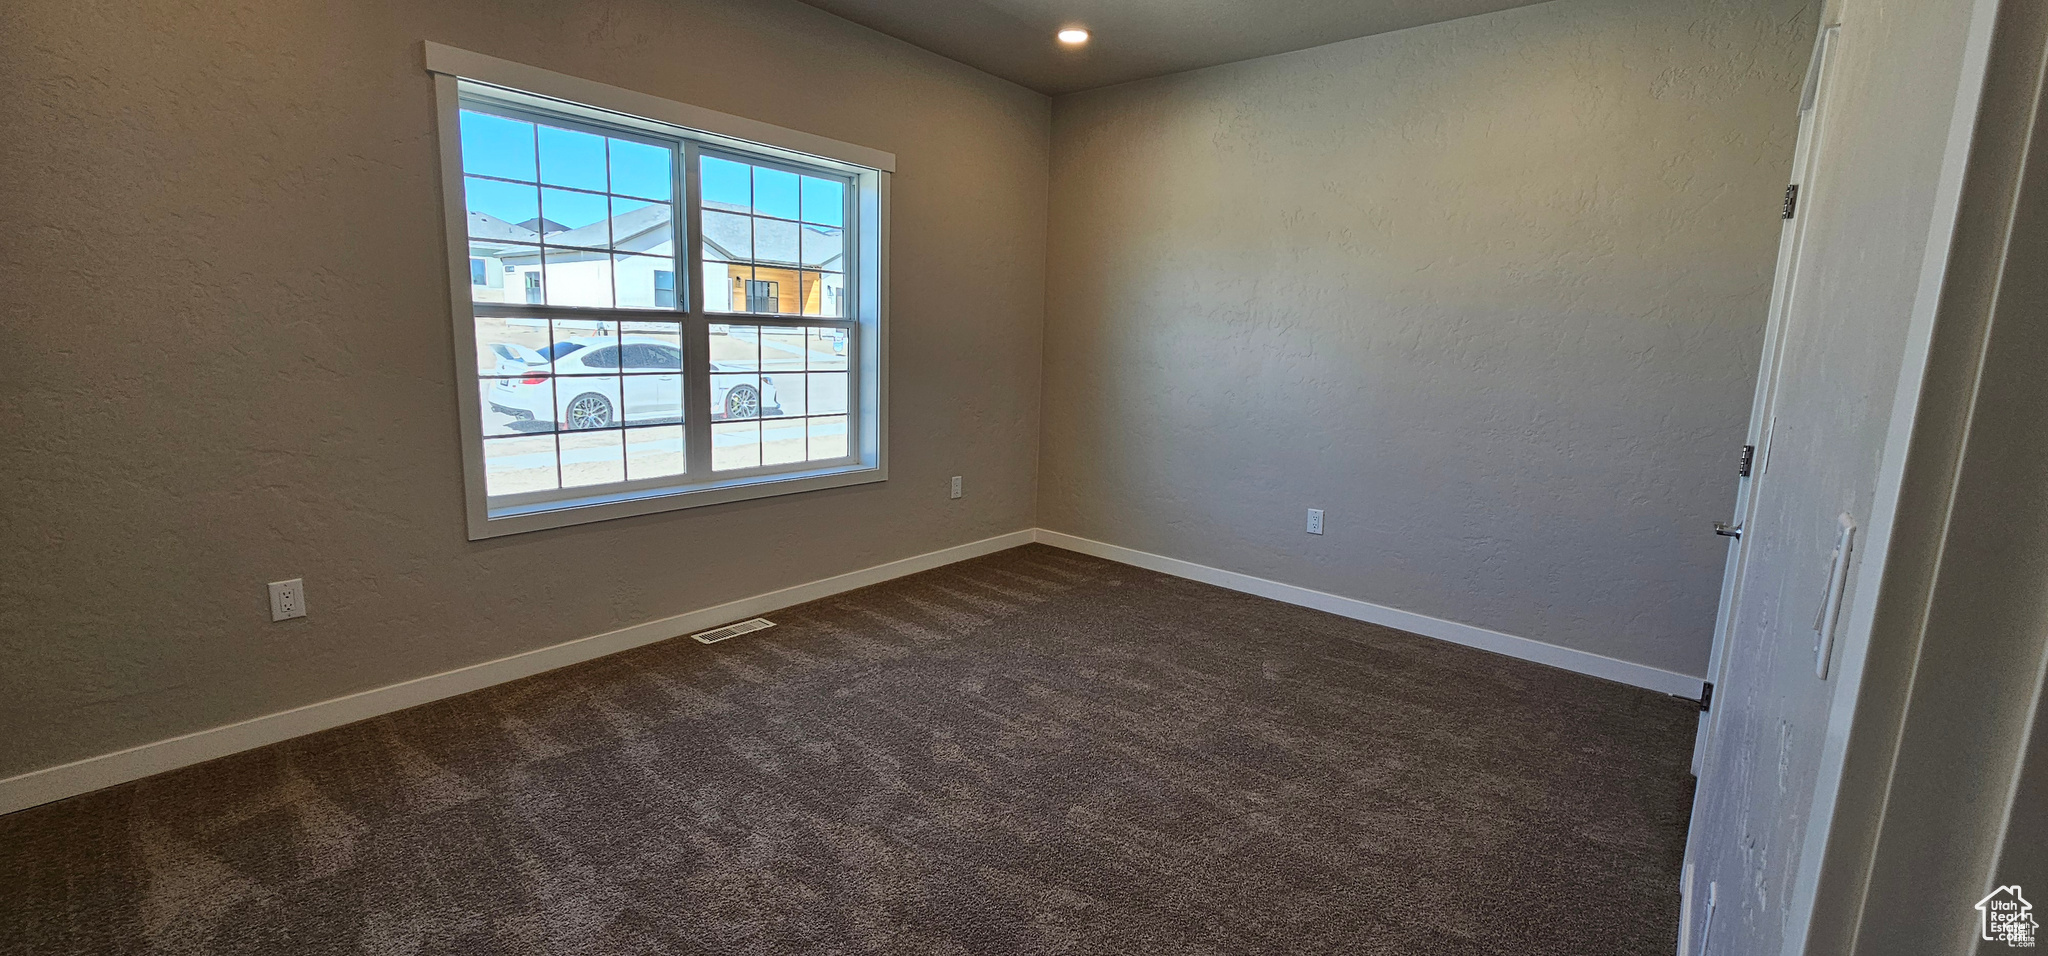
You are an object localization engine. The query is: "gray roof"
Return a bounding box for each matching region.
[545,202,674,253]
[468,211,539,244]
[700,199,844,270]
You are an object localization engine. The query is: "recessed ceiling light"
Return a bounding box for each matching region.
[1057,28,1090,45]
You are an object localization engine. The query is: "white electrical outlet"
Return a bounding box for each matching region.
[268,578,307,621]
[1306,509,1324,535]
[950,476,963,499]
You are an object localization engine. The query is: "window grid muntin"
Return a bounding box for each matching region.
[474,309,690,496]
[696,144,853,319]
[701,264,847,317]
[469,309,856,502]
[459,94,863,509]
[459,100,683,313]
[705,322,852,472]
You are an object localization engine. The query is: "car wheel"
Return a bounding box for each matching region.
[566,392,614,429]
[725,385,759,419]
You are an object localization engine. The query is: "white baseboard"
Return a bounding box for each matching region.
[1,525,1703,817]
[0,529,1036,816]
[1032,529,1706,699]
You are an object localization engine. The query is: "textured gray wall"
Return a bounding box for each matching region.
[1039,0,1815,676]
[0,0,1048,777]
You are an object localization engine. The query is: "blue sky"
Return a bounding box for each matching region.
[461,110,670,200]
[462,109,844,229]
[700,157,841,225]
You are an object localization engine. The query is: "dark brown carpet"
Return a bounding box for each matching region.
[0,544,1697,954]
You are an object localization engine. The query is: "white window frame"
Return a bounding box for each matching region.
[425,43,892,539]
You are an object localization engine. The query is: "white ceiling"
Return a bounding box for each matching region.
[791,0,1560,95]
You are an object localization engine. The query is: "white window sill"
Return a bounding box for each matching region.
[471,463,885,539]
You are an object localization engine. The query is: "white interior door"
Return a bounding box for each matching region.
[1681,17,1873,956]
[1690,22,1841,778]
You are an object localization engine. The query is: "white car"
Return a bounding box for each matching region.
[487,336,780,430]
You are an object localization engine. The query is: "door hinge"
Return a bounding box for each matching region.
[1697,682,1714,712]
[1783,183,1799,219]
[1738,444,1755,478]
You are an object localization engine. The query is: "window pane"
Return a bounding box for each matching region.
[479,378,552,436]
[713,421,761,471]
[613,254,676,310]
[712,373,762,420]
[703,211,751,262]
[543,249,613,307]
[549,319,616,373]
[655,268,678,309]
[763,417,806,465]
[608,138,671,200]
[808,327,849,370]
[537,125,607,191]
[800,224,843,269]
[484,435,558,496]
[704,261,745,312]
[800,176,844,226]
[626,425,685,480]
[808,372,848,415]
[754,218,799,265]
[701,156,752,213]
[460,111,536,182]
[768,371,807,417]
[620,323,683,368]
[468,242,541,304]
[750,277,789,313]
[761,326,807,372]
[620,324,683,425]
[622,373,683,425]
[560,429,625,487]
[752,267,799,314]
[610,199,673,255]
[556,377,622,430]
[465,178,539,236]
[474,316,552,376]
[709,323,760,371]
[540,188,608,244]
[797,271,821,315]
[754,167,799,220]
[802,271,845,317]
[807,415,848,461]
